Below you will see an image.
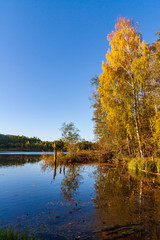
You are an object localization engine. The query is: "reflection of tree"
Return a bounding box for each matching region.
[41,158,83,201]
[93,165,160,238]
[61,165,82,201]
[94,165,137,220]
[0,155,41,167]
[41,155,66,182]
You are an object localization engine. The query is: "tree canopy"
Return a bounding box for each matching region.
[92,17,160,158]
[60,122,81,144]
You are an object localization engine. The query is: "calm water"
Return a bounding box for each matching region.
[0,154,160,239]
[0,151,54,155]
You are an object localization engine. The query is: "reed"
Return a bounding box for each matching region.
[0,228,36,240]
[128,157,160,174]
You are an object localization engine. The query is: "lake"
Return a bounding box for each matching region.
[0,153,160,239]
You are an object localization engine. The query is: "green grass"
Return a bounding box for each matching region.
[128,157,160,173]
[0,228,36,240]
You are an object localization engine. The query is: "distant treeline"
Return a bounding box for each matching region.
[0,134,95,152]
[0,134,54,151]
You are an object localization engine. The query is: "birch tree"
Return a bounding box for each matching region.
[98,17,151,157]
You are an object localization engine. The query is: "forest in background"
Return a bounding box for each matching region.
[0,134,59,151]
[0,133,94,152]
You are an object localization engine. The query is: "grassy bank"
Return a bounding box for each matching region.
[128,157,160,174]
[42,149,115,165]
[0,228,36,240]
[59,150,100,163]
[42,150,99,165]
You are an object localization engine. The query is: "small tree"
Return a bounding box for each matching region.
[60,122,81,153]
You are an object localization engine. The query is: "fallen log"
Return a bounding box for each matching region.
[141,169,160,175]
[93,222,143,233]
[104,228,145,240]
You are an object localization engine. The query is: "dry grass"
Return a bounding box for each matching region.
[128,157,160,174]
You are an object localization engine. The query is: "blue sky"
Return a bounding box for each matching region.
[0,0,160,141]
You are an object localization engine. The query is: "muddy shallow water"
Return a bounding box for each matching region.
[0,154,160,239]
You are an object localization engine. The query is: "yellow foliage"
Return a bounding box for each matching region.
[97,17,155,157]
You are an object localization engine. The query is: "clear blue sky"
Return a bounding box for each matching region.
[0,0,159,141]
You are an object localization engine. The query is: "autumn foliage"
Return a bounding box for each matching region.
[92,17,160,158]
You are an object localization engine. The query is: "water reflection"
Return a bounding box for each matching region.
[41,155,63,181]
[41,155,83,201]
[93,163,160,239]
[0,154,41,166]
[61,165,83,201]
[1,154,160,239]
